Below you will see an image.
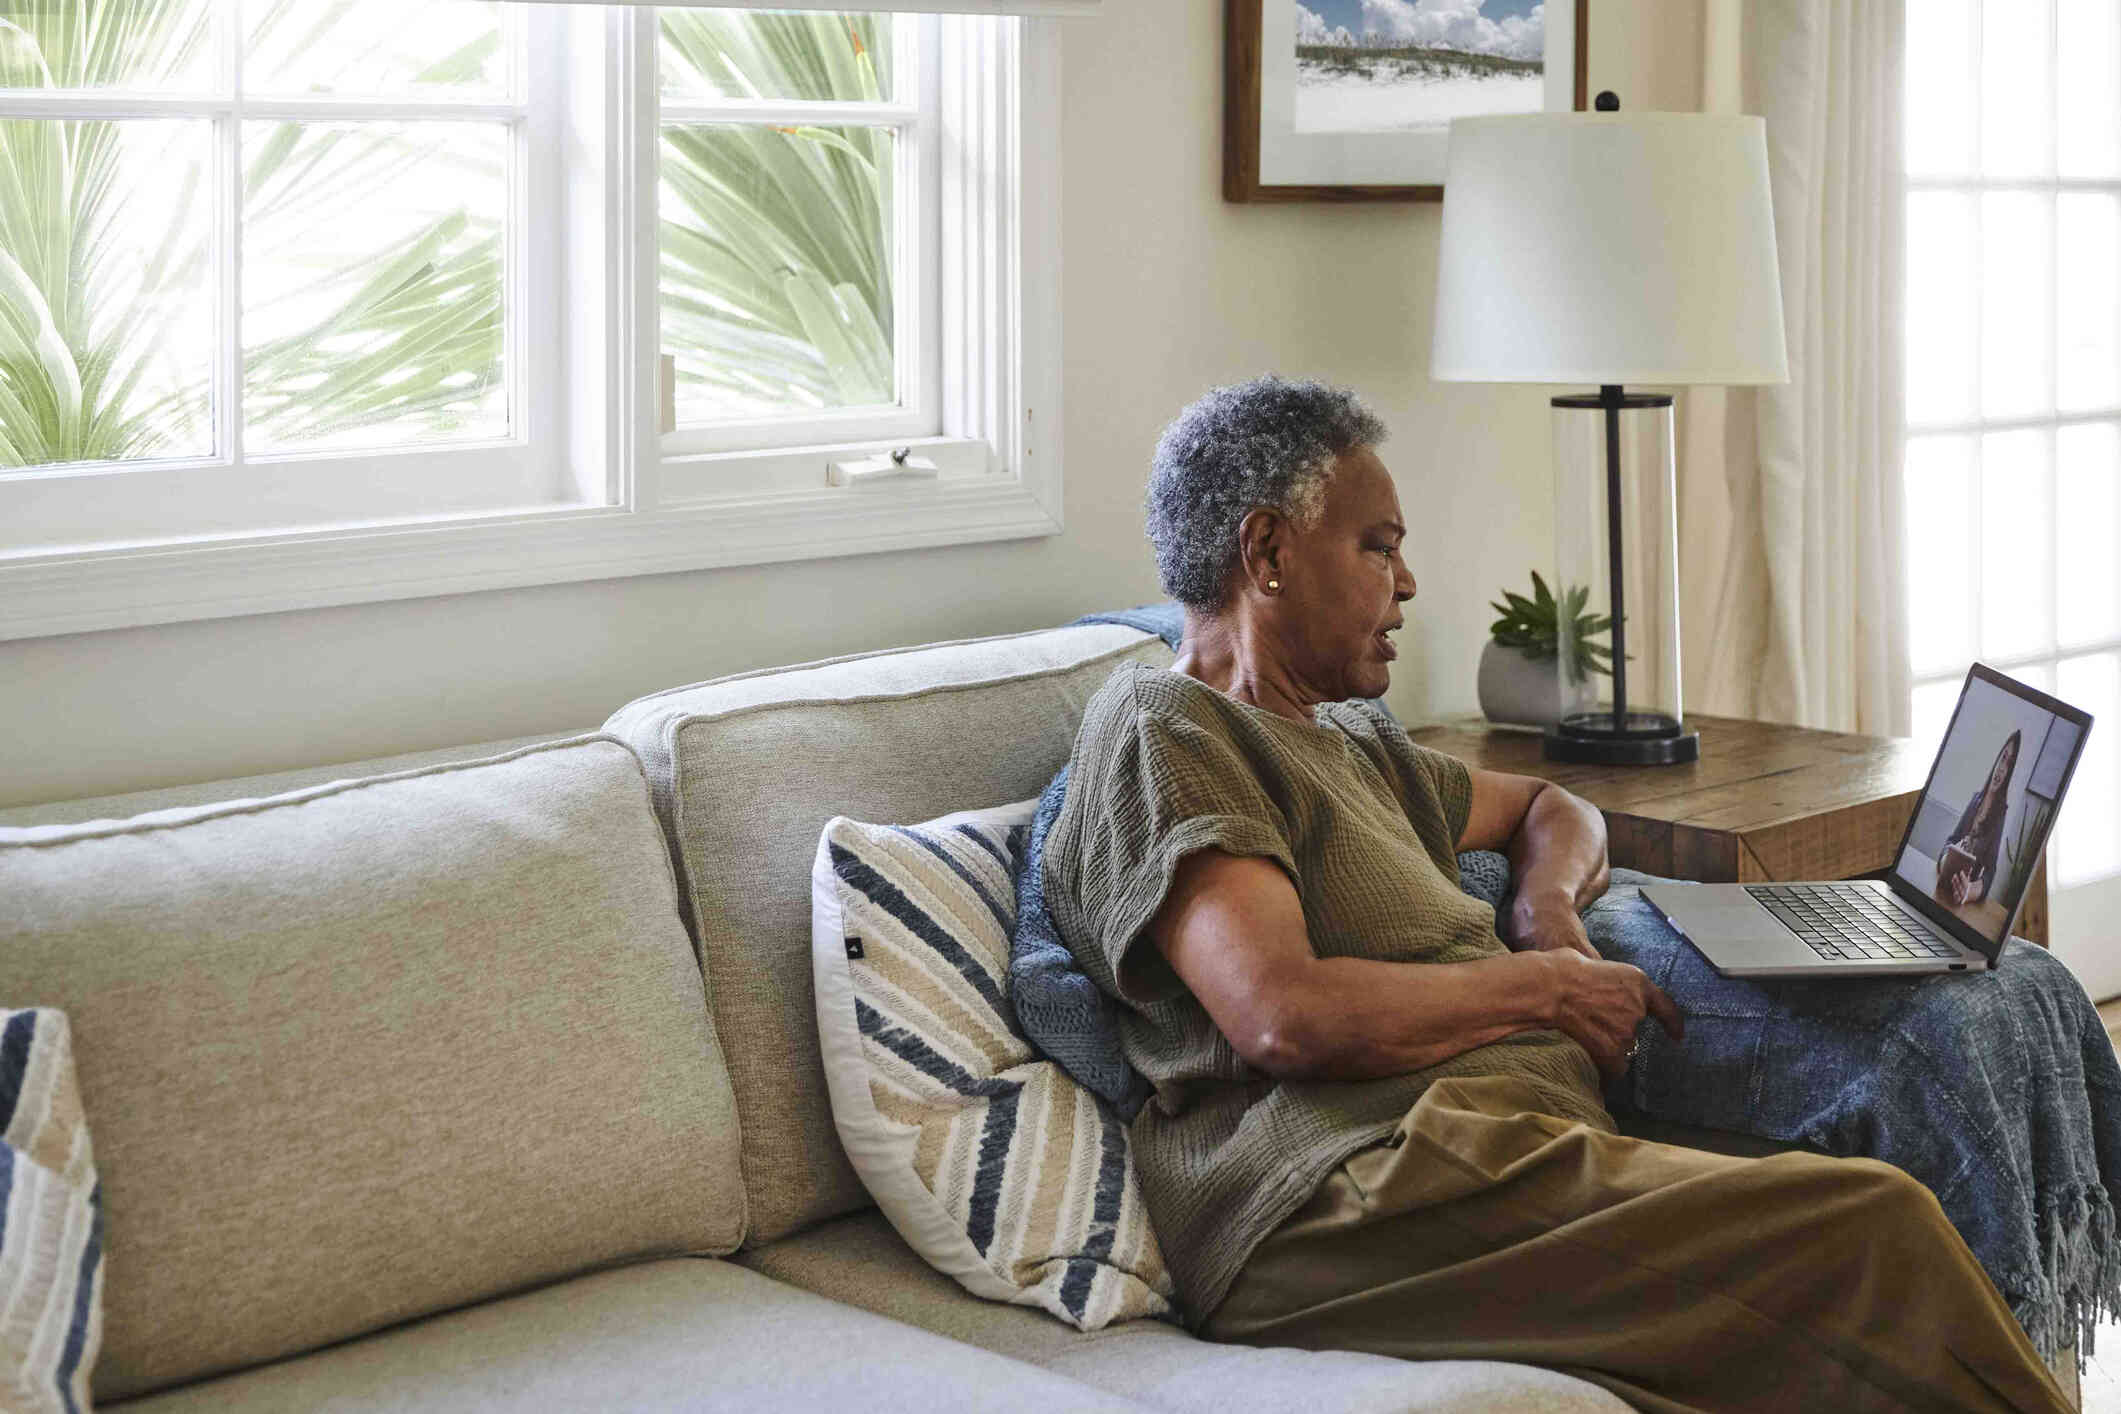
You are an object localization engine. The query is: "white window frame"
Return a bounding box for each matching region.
[0,8,1062,640]
[656,15,937,460]
[647,10,1007,500]
[0,6,569,548]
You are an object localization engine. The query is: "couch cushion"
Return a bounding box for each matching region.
[0,737,745,1402]
[737,1211,1630,1413]
[604,623,1174,1244]
[0,730,588,829]
[112,1258,1149,1413]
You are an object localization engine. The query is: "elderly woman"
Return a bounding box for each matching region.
[1042,378,2067,1414]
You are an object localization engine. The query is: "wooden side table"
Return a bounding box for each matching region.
[1411,713,2051,948]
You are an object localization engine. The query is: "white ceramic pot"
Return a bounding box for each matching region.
[1478,640,1581,729]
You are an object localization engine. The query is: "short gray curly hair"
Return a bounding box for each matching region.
[1146,375,1388,610]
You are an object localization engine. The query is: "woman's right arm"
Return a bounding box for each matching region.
[1147,848,1683,1080]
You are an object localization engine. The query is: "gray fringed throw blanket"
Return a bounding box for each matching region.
[1010,603,2121,1360]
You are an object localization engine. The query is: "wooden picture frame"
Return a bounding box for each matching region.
[1225,0,1589,202]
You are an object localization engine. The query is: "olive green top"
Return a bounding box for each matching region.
[1046,661,1611,1325]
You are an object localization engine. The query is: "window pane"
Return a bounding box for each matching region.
[661,123,896,425]
[1981,191,2053,420]
[1906,0,1975,177]
[1982,0,2053,178]
[0,119,213,469]
[2057,193,2120,412]
[1906,192,1977,426]
[244,0,509,99]
[1979,429,2052,660]
[2057,0,2121,179]
[662,10,894,104]
[2058,422,2121,647]
[2055,651,2120,887]
[1905,435,1976,673]
[0,0,214,91]
[242,122,506,454]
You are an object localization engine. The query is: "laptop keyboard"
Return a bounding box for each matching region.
[1743,882,1964,962]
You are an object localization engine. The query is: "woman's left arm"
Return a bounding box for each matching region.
[1459,769,1610,960]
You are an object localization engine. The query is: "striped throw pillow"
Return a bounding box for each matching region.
[0,1009,104,1414]
[810,799,1176,1331]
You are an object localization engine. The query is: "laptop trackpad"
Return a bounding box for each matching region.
[1642,886,1821,967]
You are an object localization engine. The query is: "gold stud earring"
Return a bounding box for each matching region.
[1266,578,1280,592]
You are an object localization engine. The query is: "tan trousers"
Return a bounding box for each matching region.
[1203,1075,2071,1414]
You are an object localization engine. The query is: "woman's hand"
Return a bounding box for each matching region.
[1503,888,1602,960]
[1543,951,1685,1078]
[1948,871,1973,906]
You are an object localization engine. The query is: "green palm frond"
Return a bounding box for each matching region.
[662,8,892,106]
[239,114,502,447]
[0,0,212,468]
[660,10,895,417]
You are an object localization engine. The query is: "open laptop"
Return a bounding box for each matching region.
[1641,664,2092,977]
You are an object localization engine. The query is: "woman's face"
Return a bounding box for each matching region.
[1271,446,1416,702]
[1990,740,2018,794]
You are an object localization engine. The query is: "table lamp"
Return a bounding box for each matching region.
[1431,92,1789,764]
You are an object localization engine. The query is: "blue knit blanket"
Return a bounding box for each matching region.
[1006,604,1188,1122]
[1010,604,2121,1359]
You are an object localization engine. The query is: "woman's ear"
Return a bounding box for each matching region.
[1236,507,1285,595]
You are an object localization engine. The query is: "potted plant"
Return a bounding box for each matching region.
[1479,572,1614,728]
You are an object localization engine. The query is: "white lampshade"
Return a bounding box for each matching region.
[1430,112,1789,387]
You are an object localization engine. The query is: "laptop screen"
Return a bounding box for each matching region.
[1889,664,2093,953]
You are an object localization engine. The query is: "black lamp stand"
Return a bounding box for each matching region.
[1541,385,1699,766]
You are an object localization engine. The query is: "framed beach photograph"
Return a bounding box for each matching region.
[1224,0,1588,201]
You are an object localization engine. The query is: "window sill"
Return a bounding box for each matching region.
[0,471,1062,641]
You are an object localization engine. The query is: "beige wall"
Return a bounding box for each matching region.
[0,1,1703,810]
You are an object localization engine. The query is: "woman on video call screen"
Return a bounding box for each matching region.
[1894,675,2081,942]
[1932,731,2018,911]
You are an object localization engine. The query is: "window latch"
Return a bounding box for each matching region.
[828,447,940,487]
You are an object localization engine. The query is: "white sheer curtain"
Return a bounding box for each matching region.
[1681,0,1910,735]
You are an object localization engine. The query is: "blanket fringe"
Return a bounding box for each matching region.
[2010,1181,2121,1368]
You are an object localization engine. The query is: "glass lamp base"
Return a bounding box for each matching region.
[1544,711,1700,765]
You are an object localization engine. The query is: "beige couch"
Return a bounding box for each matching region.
[0,621,1668,1412]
